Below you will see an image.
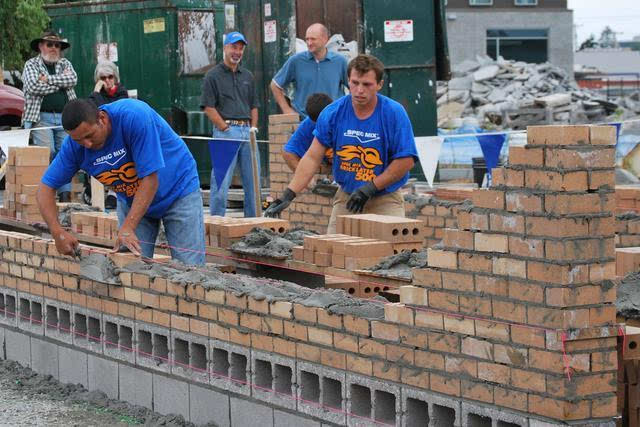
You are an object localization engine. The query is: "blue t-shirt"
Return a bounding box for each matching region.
[313,94,418,195]
[42,99,200,218]
[283,117,315,158]
[273,51,348,117]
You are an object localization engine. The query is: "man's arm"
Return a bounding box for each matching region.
[282,150,301,172]
[37,183,78,256]
[372,157,415,190]
[47,60,78,89]
[114,173,159,255]
[22,61,59,96]
[288,138,326,193]
[204,107,229,131]
[270,80,296,115]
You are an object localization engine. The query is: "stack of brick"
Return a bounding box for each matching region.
[69,211,118,239]
[616,185,640,213]
[268,114,333,233]
[616,212,640,248]
[292,234,393,270]
[405,196,468,248]
[203,216,290,248]
[70,174,85,203]
[616,247,640,277]
[394,125,618,423]
[336,214,425,254]
[429,186,475,202]
[3,147,50,222]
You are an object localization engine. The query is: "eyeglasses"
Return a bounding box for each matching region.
[45,42,61,49]
[99,75,115,81]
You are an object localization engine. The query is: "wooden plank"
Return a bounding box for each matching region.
[90,177,105,211]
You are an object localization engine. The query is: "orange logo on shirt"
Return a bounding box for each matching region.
[335,145,382,182]
[95,161,140,197]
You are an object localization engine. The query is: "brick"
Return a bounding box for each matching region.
[527,125,591,146]
[527,261,589,285]
[373,360,400,381]
[460,295,492,317]
[494,387,527,412]
[472,189,505,209]
[308,327,333,346]
[248,297,269,314]
[334,332,358,352]
[371,321,399,342]
[590,125,617,145]
[217,308,239,326]
[458,252,492,273]
[270,301,293,318]
[343,315,370,336]
[412,268,442,288]
[414,309,443,330]
[346,354,372,376]
[399,285,426,305]
[178,299,197,316]
[384,303,414,325]
[430,373,460,396]
[427,248,457,269]
[474,233,508,253]
[545,147,615,169]
[492,300,526,323]
[443,316,475,335]
[528,395,590,420]
[152,310,170,327]
[442,229,474,250]
[441,271,474,292]
[508,236,543,258]
[461,337,493,360]
[428,290,459,312]
[475,275,508,296]
[131,273,149,289]
[272,337,296,358]
[461,380,493,404]
[509,145,544,166]
[296,343,320,363]
[478,362,510,383]
[283,321,308,341]
[493,257,526,279]
[317,310,342,329]
[401,368,429,389]
[505,192,543,213]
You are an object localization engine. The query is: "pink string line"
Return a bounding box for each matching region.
[560,333,572,381]
[0,305,392,426]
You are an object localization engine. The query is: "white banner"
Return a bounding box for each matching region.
[0,129,31,157]
[415,136,443,188]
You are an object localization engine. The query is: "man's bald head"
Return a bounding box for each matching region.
[305,23,330,58]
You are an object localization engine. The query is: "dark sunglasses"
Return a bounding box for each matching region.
[45,42,61,49]
[99,75,115,81]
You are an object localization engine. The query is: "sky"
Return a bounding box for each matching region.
[569,0,640,44]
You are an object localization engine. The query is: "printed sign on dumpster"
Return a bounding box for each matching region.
[384,19,413,42]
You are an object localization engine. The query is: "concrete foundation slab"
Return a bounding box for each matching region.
[88,355,118,400]
[58,346,88,388]
[5,329,30,367]
[119,363,152,409]
[274,409,321,427]
[152,374,190,420]
[230,397,274,427]
[30,337,59,379]
[189,383,231,427]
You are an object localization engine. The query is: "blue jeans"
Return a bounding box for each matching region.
[209,125,260,218]
[117,189,206,265]
[24,112,71,193]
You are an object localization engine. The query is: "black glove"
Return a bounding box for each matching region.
[264,188,296,218]
[346,181,378,214]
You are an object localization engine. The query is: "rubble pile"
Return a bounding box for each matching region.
[437,55,640,129]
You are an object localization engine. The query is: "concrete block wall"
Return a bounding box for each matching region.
[268,114,333,234]
[402,125,619,423]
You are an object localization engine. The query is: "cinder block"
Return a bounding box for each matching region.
[210,339,250,396]
[5,329,30,367]
[251,349,297,410]
[17,293,44,335]
[346,373,400,427]
[88,355,118,399]
[58,346,88,388]
[30,337,59,379]
[171,329,209,384]
[0,288,18,327]
[274,409,321,427]
[71,307,102,354]
[230,397,274,427]
[461,401,528,427]
[401,385,461,427]
[102,314,135,363]
[297,360,346,426]
[119,363,152,409]
[153,374,190,420]
[44,300,73,344]
[135,321,171,373]
[189,383,231,427]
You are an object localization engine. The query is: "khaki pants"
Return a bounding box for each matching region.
[326,189,405,233]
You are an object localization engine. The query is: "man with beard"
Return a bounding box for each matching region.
[270,23,347,118]
[22,30,77,202]
[200,31,259,217]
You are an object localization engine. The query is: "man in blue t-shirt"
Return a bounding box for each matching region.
[37,98,206,265]
[282,92,333,172]
[266,54,418,233]
[270,23,348,118]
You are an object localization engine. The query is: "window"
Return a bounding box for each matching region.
[487,29,548,63]
[515,0,538,5]
[470,0,493,5]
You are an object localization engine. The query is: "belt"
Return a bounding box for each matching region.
[225,119,250,126]
[40,110,62,114]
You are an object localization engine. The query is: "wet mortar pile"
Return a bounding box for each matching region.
[363,249,428,281]
[230,227,317,259]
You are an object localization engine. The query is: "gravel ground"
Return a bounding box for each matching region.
[0,359,200,427]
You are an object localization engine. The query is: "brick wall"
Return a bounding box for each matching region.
[404,125,618,422]
[268,114,333,234]
[406,197,470,248]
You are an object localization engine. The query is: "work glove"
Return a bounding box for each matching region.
[346,181,378,214]
[264,188,296,218]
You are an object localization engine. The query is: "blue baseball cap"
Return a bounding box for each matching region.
[224,31,248,46]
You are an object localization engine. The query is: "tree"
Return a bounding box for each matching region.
[0,0,50,71]
[579,34,597,51]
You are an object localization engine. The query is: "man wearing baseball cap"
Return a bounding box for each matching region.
[22,30,77,202]
[200,31,260,218]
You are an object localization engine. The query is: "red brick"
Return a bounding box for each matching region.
[430,373,460,396]
[505,192,543,213]
[492,300,526,323]
[509,146,544,166]
[527,125,590,146]
[508,236,543,258]
[343,315,370,336]
[528,395,590,420]
[428,290,459,312]
[472,189,505,210]
[508,280,544,303]
[346,354,372,376]
[371,321,400,342]
[442,229,473,250]
[458,252,492,273]
[527,261,589,285]
[478,362,510,383]
[494,387,527,412]
[441,271,474,292]
[461,380,493,404]
[427,248,457,269]
[545,147,614,169]
[493,257,526,278]
[373,360,400,382]
[525,170,588,192]
[475,274,507,296]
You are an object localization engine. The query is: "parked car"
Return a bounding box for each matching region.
[0,83,24,128]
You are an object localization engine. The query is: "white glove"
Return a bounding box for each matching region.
[250,127,258,135]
